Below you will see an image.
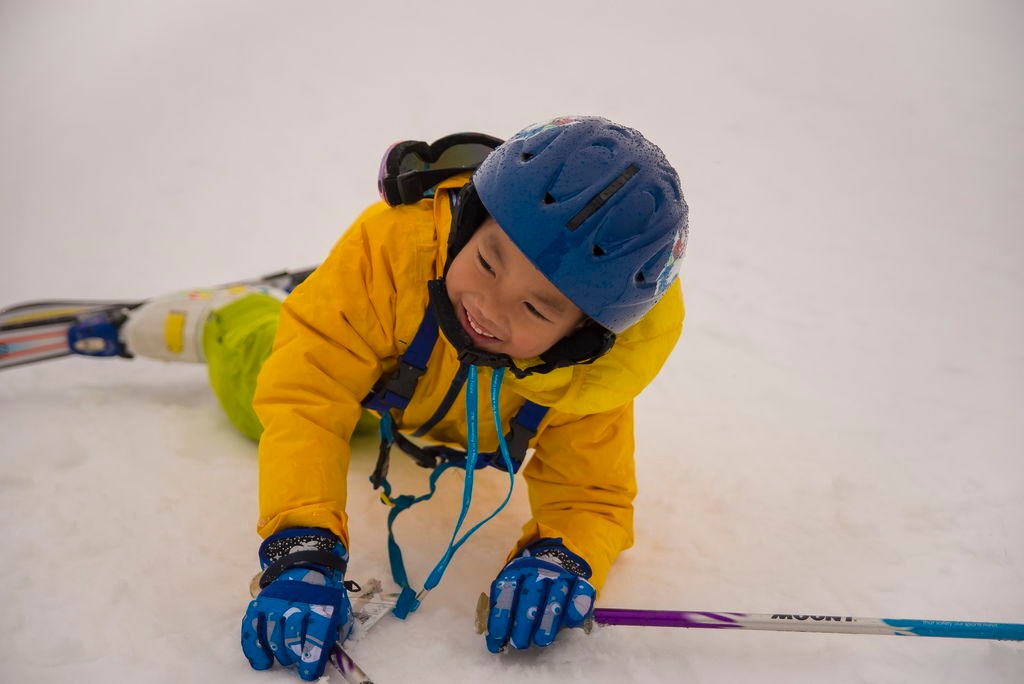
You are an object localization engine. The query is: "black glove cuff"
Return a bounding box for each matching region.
[259,527,344,566]
[259,550,348,589]
[521,537,593,579]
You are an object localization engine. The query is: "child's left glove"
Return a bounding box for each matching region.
[484,538,596,652]
[240,527,353,681]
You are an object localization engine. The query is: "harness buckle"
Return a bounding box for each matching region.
[363,358,426,413]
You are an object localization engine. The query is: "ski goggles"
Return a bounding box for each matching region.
[377,132,503,207]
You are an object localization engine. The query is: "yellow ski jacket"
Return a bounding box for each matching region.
[253,177,684,591]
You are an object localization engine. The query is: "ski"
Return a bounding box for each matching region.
[0,267,316,371]
[0,304,138,370]
[0,299,140,330]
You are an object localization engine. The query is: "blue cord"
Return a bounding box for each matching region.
[422,366,515,591]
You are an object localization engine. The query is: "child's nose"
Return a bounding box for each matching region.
[478,295,507,330]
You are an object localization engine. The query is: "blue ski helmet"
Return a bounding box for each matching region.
[472,116,688,334]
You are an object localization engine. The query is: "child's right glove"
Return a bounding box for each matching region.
[240,527,353,681]
[485,538,596,652]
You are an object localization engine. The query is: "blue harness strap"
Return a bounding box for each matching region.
[360,308,550,619]
[362,306,439,414]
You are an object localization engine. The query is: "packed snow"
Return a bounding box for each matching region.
[1,1,1021,682]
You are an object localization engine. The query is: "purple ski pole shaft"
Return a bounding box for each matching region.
[331,646,373,684]
[474,593,1023,641]
[589,608,1024,641]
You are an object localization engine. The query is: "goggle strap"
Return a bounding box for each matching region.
[387,166,479,206]
[378,132,503,206]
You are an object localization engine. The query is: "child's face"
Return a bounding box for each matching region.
[445,218,585,359]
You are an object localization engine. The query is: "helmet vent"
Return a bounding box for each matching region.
[592,245,605,257]
[543,193,556,205]
[521,152,534,162]
[635,272,646,283]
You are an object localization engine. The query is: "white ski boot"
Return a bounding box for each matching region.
[121,285,285,363]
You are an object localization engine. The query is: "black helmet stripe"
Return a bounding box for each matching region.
[566,164,639,231]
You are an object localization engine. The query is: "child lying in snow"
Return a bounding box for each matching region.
[118,116,688,680]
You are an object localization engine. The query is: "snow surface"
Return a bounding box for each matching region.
[2,1,1022,682]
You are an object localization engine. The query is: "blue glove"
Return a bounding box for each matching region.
[241,528,354,681]
[485,538,597,652]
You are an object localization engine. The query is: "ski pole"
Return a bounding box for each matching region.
[329,647,373,684]
[474,593,1024,641]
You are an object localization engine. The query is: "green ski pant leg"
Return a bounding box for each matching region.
[201,292,378,442]
[202,293,281,442]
